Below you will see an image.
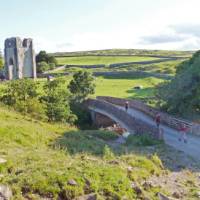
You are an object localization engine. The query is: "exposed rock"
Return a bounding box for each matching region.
[196,191,200,198]
[142,181,153,190]
[157,192,177,200]
[68,179,78,186]
[127,166,133,172]
[142,197,151,200]
[75,193,97,200]
[131,182,142,195]
[0,185,12,200]
[108,160,119,165]
[172,192,181,199]
[0,159,6,164]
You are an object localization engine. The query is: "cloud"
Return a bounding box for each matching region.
[140,33,187,44]
[137,23,200,50]
[170,24,200,38]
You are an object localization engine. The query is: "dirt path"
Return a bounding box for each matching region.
[115,106,200,161]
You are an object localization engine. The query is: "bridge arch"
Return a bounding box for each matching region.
[86,99,158,137]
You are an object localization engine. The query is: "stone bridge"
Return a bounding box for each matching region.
[86,96,200,160]
[86,98,159,137]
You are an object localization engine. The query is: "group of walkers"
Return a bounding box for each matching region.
[124,101,189,143]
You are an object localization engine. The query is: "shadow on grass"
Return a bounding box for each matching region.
[53,130,200,172]
[126,87,156,100]
[98,73,152,80]
[54,130,119,156]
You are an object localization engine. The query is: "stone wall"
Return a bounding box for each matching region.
[109,58,178,68]
[91,111,115,127]
[93,70,172,80]
[66,64,105,69]
[86,99,159,138]
[97,96,200,136]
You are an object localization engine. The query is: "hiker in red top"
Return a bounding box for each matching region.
[155,113,161,128]
[125,101,129,112]
[179,123,188,143]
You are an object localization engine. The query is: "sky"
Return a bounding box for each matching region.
[1,0,200,53]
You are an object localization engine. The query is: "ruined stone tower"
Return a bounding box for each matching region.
[4,37,37,80]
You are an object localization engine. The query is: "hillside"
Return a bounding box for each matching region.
[52,49,193,57]
[0,105,199,199]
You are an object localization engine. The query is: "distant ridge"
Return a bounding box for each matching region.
[51,48,193,58]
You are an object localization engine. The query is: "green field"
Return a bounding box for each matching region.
[121,59,186,75]
[56,56,160,66]
[0,75,164,103]
[94,76,163,100]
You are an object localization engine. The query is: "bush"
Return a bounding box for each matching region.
[42,78,76,124]
[70,102,92,129]
[36,51,57,66]
[49,63,56,70]
[37,61,49,73]
[157,50,200,116]
[1,79,43,116]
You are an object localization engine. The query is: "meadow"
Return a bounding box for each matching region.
[94,76,164,100]
[56,55,160,66]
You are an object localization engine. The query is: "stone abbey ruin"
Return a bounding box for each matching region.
[4,37,37,80]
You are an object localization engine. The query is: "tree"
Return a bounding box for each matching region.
[157,50,200,116]
[68,71,95,103]
[37,61,49,73]
[1,79,42,115]
[36,51,57,65]
[42,78,76,123]
[0,50,3,70]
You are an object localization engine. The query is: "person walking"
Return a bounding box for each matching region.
[155,113,161,128]
[125,101,129,112]
[179,123,188,143]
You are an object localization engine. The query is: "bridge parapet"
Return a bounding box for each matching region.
[86,99,159,138]
[97,96,200,135]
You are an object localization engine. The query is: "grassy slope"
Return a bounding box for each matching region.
[56,56,160,66]
[0,105,164,200]
[0,105,199,199]
[117,59,186,75]
[52,49,193,57]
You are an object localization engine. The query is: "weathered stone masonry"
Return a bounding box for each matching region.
[4,37,37,80]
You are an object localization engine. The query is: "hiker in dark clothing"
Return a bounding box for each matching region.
[125,101,129,112]
[155,113,161,128]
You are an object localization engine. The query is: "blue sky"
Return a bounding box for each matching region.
[1,0,200,52]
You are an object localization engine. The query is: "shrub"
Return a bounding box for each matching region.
[1,79,43,116]
[37,61,49,73]
[42,78,76,124]
[49,63,56,70]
